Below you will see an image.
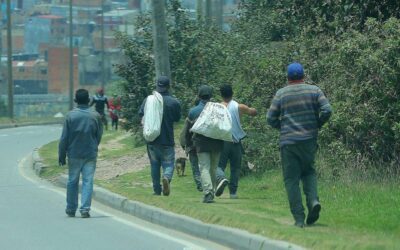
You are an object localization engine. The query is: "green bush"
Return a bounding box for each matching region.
[114,1,400,176]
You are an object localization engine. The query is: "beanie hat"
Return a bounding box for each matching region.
[287,62,304,80]
[198,85,213,99]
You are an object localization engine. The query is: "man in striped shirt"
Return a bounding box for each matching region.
[267,62,332,228]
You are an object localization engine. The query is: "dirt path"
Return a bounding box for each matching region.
[95,134,186,180]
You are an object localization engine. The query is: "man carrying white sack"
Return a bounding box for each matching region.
[188,85,228,203]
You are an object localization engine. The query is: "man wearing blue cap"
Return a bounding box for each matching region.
[267,62,332,228]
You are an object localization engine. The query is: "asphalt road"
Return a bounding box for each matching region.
[0,125,229,250]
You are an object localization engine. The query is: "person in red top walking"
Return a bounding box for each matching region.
[108,94,122,130]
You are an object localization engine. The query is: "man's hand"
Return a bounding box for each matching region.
[59,157,66,166]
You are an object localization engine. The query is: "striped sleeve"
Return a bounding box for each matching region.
[317,88,332,127]
[267,94,281,129]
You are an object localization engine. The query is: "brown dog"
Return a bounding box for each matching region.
[175,157,186,177]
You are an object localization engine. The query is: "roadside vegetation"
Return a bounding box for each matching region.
[38,128,399,249]
[33,0,400,249]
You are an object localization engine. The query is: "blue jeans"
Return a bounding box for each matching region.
[146,145,175,194]
[66,158,96,213]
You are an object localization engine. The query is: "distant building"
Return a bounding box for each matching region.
[24,15,66,54]
[47,47,79,94]
[12,59,48,94]
[1,28,25,54]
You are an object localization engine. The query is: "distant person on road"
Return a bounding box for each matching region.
[90,87,110,130]
[58,88,103,218]
[139,76,181,196]
[109,94,122,130]
[267,62,332,228]
[215,84,257,199]
[188,85,223,203]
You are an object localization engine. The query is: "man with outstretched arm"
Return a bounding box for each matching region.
[215,84,257,199]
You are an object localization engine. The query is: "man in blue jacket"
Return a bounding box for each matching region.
[188,85,223,203]
[139,76,181,196]
[59,89,103,218]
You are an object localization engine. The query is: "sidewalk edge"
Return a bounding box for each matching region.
[31,149,304,250]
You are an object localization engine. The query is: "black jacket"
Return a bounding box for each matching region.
[139,91,181,146]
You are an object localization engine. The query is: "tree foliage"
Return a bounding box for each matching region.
[114,0,400,174]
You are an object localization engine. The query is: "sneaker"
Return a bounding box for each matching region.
[81,211,90,218]
[65,209,75,217]
[162,177,170,196]
[294,221,305,228]
[196,185,203,192]
[203,193,215,203]
[306,201,321,225]
[215,179,228,197]
[230,193,238,199]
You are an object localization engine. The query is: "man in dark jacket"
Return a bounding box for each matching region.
[90,87,110,130]
[139,76,181,196]
[59,89,103,218]
[267,62,332,228]
[188,85,223,203]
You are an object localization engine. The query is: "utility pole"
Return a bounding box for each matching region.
[196,0,203,22]
[151,0,171,79]
[101,0,105,89]
[204,0,211,27]
[69,0,73,110]
[6,0,13,119]
[215,0,224,30]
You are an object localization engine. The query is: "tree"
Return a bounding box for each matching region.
[151,0,171,79]
[196,0,203,21]
[214,0,223,30]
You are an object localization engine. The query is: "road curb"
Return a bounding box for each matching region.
[0,121,62,130]
[32,150,304,250]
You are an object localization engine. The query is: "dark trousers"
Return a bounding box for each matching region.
[216,141,243,195]
[188,150,202,190]
[280,139,319,222]
[98,112,108,130]
[111,117,119,130]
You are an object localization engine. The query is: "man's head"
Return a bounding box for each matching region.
[156,76,170,92]
[198,85,213,100]
[74,89,90,105]
[97,87,104,96]
[287,62,304,81]
[220,84,233,100]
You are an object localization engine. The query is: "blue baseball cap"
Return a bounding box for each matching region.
[287,62,304,80]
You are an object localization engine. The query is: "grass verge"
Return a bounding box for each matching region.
[38,129,400,250]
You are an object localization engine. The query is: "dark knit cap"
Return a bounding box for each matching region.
[198,85,213,99]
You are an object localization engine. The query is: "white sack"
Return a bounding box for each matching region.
[190,102,233,142]
[143,91,163,142]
